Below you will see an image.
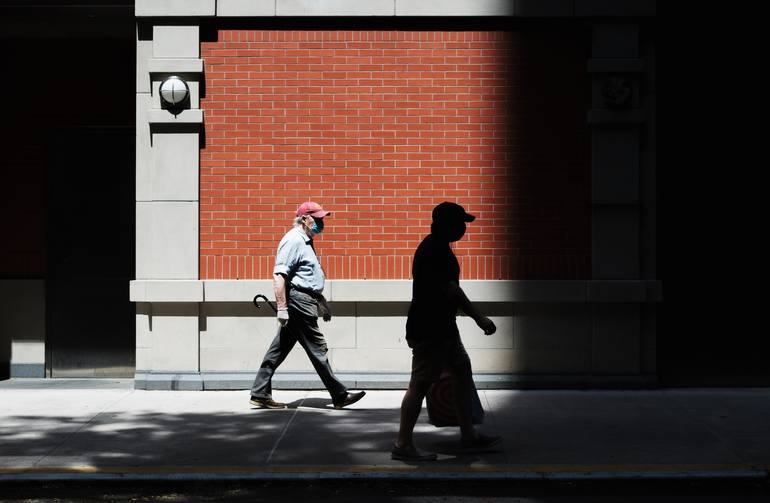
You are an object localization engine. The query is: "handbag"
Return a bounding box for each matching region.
[426,370,485,427]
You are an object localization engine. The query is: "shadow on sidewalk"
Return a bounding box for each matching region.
[0,407,500,468]
[284,397,332,409]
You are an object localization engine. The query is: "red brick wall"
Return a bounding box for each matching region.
[200,29,590,280]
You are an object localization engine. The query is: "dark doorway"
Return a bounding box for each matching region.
[46,127,135,377]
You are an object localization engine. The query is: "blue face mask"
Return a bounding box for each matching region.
[310,218,324,235]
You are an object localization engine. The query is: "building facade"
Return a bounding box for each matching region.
[129,0,658,390]
[0,0,659,389]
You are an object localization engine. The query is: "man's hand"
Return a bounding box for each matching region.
[447,282,496,336]
[277,309,289,327]
[318,297,332,322]
[476,316,496,335]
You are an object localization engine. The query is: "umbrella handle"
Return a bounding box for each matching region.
[253,294,278,313]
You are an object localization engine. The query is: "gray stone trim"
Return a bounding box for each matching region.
[0,378,134,389]
[588,109,645,125]
[589,21,650,283]
[134,0,654,18]
[575,0,655,17]
[330,280,411,302]
[218,0,276,16]
[130,280,204,302]
[588,280,647,303]
[591,130,640,205]
[278,0,395,16]
[134,372,204,391]
[515,0,573,17]
[645,281,662,302]
[10,363,45,378]
[462,281,587,303]
[135,202,200,280]
[202,280,274,302]
[138,19,204,286]
[592,209,640,279]
[135,371,657,390]
[136,0,216,17]
[587,58,644,73]
[395,0,514,16]
[147,109,204,124]
[136,28,152,93]
[130,280,663,303]
[153,25,200,59]
[148,59,204,74]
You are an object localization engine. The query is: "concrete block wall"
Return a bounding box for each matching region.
[131,280,660,389]
[0,280,46,378]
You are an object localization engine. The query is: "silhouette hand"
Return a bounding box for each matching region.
[277,309,289,327]
[476,316,496,335]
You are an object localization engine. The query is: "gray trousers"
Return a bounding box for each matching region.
[250,289,347,402]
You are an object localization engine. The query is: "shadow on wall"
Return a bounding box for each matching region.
[0,355,7,381]
[0,290,8,379]
[194,19,591,281]
[2,36,135,379]
[506,25,592,279]
[0,280,46,380]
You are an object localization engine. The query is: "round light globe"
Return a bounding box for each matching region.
[159,76,189,106]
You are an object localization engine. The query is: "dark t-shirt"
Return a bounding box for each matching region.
[405,234,460,347]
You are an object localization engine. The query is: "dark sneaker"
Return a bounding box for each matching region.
[460,433,502,452]
[391,444,437,462]
[333,391,366,409]
[249,396,287,409]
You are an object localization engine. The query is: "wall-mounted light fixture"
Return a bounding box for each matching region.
[159,76,189,112]
[601,75,633,109]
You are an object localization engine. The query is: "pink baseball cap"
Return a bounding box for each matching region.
[296,201,331,218]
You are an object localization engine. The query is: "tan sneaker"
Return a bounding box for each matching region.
[249,396,288,409]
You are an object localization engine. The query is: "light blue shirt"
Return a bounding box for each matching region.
[273,226,325,293]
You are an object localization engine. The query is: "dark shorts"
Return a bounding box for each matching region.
[409,337,470,386]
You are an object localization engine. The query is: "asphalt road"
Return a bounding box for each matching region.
[1,479,769,503]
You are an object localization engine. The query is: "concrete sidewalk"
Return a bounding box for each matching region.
[1,379,769,481]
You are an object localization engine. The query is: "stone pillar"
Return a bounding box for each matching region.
[135,2,212,388]
[588,22,653,378]
[1,280,46,377]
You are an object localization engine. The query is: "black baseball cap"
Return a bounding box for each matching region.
[432,202,476,224]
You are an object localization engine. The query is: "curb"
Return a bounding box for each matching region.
[1,465,767,482]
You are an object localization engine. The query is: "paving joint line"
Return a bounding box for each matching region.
[32,389,135,469]
[266,391,307,464]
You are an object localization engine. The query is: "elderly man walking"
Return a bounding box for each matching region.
[249,201,366,410]
[391,202,501,461]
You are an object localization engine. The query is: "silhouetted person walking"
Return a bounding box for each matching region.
[249,201,366,410]
[392,202,501,461]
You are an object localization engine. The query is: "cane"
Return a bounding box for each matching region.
[253,294,278,313]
